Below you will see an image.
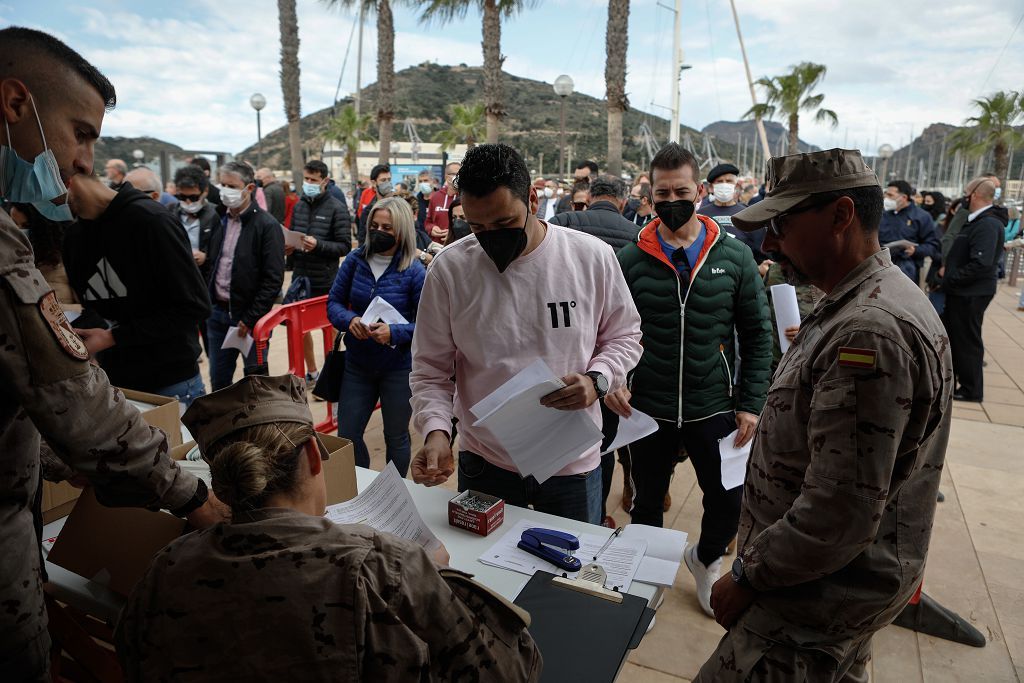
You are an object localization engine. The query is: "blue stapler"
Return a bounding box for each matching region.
[518,528,583,572]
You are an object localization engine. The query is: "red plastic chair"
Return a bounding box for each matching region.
[252,296,338,433]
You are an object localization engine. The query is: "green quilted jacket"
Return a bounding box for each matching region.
[616,215,773,424]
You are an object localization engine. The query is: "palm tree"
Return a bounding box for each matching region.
[949,90,1023,190]
[420,0,536,144]
[325,0,396,164]
[744,61,838,152]
[278,0,304,185]
[434,103,486,151]
[604,0,629,177]
[324,105,375,195]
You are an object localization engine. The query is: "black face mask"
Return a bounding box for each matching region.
[626,197,641,212]
[369,230,397,253]
[475,214,529,273]
[450,218,471,241]
[654,199,696,231]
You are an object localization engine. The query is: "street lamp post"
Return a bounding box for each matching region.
[877,143,895,183]
[131,148,144,168]
[250,93,267,168]
[553,75,574,178]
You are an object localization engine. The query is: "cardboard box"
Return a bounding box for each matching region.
[448,490,505,536]
[41,388,183,524]
[47,433,358,598]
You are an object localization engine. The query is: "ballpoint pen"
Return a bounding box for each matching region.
[593,526,623,561]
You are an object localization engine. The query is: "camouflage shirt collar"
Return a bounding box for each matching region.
[820,248,893,310]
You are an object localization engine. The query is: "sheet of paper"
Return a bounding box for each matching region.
[770,283,801,354]
[600,408,659,455]
[221,326,254,356]
[281,225,305,250]
[719,429,752,491]
[470,360,603,484]
[620,524,688,587]
[884,239,918,251]
[361,295,409,325]
[478,519,646,592]
[325,462,440,552]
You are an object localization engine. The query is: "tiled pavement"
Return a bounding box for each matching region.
[207,280,1024,682]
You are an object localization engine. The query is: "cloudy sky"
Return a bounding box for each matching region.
[4,0,1022,156]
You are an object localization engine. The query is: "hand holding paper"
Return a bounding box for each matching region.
[720,428,752,491]
[770,284,801,354]
[221,326,254,356]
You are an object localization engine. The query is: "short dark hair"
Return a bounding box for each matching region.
[370,164,391,181]
[576,160,599,176]
[174,165,208,191]
[638,182,652,203]
[190,156,212,174]
[589,175,626,201]
[571,181,591,197]
[650,143,701,186]
[304,160,329,180]
[0,27,116,109]
[808,185,884,233]
[887,180,913,198]
[455,144,531,206]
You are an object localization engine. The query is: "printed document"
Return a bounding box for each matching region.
[770,283,801,354]
[479,519,646,592]
[470,359,603,484]
[325,462,440,551]
[719,429,752,491]
[620,525,688,587]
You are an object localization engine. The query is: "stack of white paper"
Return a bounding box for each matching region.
[719,429,752,491]
[478,519,647,592]
[470,359,603,483]
[325,462,441,551]
[770,284,801,354]
[619,524,688,587]
[361,296,409,325]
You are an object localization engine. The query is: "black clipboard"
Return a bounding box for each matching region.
[514,571,655,682]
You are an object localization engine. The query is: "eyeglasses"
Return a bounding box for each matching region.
[175,193,203,202]
[766,199,834,238]
[572,202,588,211]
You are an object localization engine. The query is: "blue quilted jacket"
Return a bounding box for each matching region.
[327,247,426,371]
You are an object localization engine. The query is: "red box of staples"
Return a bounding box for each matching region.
[448,490,505,536]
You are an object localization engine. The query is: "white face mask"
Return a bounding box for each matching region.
[883,197,898,212]
[219,185,246,209]
[556,188,564,196]
[543,187,554,198]
[181,199,204,214]
[712,182,736,203]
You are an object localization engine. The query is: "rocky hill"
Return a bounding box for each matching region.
[701,120,818,155]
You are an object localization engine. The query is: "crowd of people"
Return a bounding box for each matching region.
[4,23,1024,683]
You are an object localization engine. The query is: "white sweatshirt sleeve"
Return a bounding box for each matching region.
[586,247,643,389]
[410,267,457,439]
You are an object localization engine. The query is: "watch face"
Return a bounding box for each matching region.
[732,557,743,581]
[596,374,609,393]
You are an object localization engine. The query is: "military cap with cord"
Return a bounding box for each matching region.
[181,374,331,463]
[731,149,880,232]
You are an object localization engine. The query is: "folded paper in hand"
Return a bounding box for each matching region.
[281,225,305,250]
[362,296,409,326]
[770,284,801,354]
[221,327,254,356]
[470,359,603,484]
[719,429,752,491]
[600,408,658,455]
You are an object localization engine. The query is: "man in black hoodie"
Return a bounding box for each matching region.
[205,160,285,390]
[63,174,212,406]
[938,176,1007,403]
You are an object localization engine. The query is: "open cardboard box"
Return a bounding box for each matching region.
[41,388,184,524]
[46,432,357,598]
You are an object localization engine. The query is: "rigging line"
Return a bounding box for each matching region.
[704,0,723,120]
[333,12,360,107]
[978,10,1024,96]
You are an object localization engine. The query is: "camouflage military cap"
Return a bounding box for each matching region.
[181,374,329,461]
[732,148,879,231]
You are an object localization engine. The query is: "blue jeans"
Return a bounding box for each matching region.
[152,372,206,409]
[337,361,412,477]
[457,451,602,524]
[206,306,266,391]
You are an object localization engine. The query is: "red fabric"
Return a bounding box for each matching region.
[357,187,376,218]
[283,194,298,228]
[425,188,456,242]
[908,582,923,605]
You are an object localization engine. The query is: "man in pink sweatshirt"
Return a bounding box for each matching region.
[410,144,643,524]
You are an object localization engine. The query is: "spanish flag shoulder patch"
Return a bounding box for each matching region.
[838,347,877,369]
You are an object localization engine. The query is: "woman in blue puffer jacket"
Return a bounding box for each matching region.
[327,197,426,475]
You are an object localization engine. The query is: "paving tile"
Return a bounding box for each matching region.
[620,661,691,682]
[953,406,991,423]
[982,403,1024,427]
[871,625,923,683]
[980,386,1024,406]
[982,373,1019,390]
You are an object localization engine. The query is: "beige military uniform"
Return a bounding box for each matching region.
[115,508,542,681]
[0,212,200,679]
[698,249,952,681]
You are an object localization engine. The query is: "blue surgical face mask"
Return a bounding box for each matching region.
[0,94,72,221]
[302,181,321,198]
[994,187,1002,201]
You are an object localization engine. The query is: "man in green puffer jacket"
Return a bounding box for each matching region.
[610,143,772,618]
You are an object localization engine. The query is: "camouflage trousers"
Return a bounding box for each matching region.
[0,631,50,683]
[695,624,871,683]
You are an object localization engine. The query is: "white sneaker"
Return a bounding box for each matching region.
[684,544,722,618]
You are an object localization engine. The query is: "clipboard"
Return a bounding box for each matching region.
[514,571,655,682]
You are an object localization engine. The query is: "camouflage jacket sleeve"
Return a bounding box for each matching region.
[742,328,933,591]
[359,539,542,681]
[0,226,198,511]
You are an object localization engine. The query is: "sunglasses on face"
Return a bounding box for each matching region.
[175,193,203,202]
[572,202,588,211]
[767,198,834,238]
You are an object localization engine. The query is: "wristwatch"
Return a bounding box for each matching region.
[171,479,209,519]
[584,371,609,399]
[731,556,753,589]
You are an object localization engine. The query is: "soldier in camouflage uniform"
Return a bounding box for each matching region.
[0,27,216,680]
[116,374,542,681]
[697,149,953,682]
